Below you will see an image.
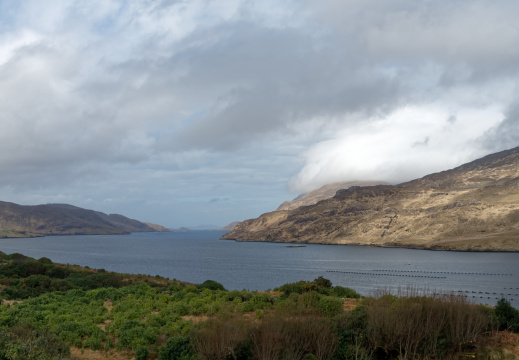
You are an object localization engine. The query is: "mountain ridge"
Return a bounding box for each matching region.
[0,201,168,238]
[277,181,386,211]
[222,146,519,251]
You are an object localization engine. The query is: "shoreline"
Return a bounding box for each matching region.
[220,235,519,253]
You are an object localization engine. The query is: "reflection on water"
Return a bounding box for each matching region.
[0,231,517,307]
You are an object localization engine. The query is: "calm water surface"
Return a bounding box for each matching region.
[0,231,517,307]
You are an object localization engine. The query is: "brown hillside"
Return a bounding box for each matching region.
[223,147,519,251]
[277,181,385,211]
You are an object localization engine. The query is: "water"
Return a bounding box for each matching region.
[0,231,517,307]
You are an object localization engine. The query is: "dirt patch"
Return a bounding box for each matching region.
[95,301,114,331]
[103,300,113,313]
[70,347,133,360]
[492,331,519,356]
[181,314,209,323]
[343,298,359,312]
[1,299,22,307]
[97,319,113,332]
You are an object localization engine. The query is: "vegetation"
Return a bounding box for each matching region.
[0,251,516,359]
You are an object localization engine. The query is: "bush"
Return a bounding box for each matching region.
[362,294,493,359]
[334,306,370,360]
[159,336,193,360]
[0,325,70,360]
[277,280,317,296]
[276,277,345,297]
[46,266,69,279]
[116,326,156,350]
[495,298,519,332]
[135,346,150,360]
[190,317,247,360]
[315,276,332,289]
[198,280,225,291]
[37,257,53,265]
[333,286,360,299]
[319,297,344,317]
[249,315,338,360]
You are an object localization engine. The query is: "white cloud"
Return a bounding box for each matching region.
[290,104,504,192]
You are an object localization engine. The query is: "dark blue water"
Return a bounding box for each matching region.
[0,231,517,307]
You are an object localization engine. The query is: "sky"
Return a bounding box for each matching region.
[0,0,518,228]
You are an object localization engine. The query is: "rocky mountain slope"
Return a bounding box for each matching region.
[220,221,241,231]
[222,147,519,251]
[277,181,385,211]
[0,202,168,238]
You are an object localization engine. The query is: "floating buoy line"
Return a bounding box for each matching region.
[324,269,519,301]
[326,270,447,279]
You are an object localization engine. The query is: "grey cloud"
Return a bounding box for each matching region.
[482,102,519,152]
[154,22,403,151]
[412,136,430,147]
[447,115,457,124]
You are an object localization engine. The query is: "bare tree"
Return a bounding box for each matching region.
[191,317,246,360]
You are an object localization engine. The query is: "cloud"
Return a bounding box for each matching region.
[289,104,504,192]
[482,101,519,151]
[0,0,518,226]
[285,0,519,192]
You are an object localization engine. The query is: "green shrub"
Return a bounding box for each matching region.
[276,277,338,297]
[37,257,53,265]
[314,276,332,289]
[332,286,360,299]
[334,306,369,360]
[172,302,190,316]
[188,298,207,315]
[167,283,185,292]
[116,326,156,350]
[135,346,150,360]
[0,325,70,360]
[225,290,242,301]
[158,336,193,360]
[198,280,225,291]
[239,300,253,312]
[319,297,344,317]
[7,253,31,265]
[83,336,103,350]
[277,280,317,296]
[46,266,69,279]
[250,294,272,308]
[255,309,264,320]
[495,298,519,332]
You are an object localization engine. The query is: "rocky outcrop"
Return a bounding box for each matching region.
[277,181,385,211]
[223,147,519,251]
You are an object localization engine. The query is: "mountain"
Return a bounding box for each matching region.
[144,223,171,232]
[277,181,386,211]
[0,202,168,238]
[219,221,240,231]
[222,147,519,251]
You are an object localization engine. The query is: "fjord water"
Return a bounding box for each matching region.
[0,231,517,307]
